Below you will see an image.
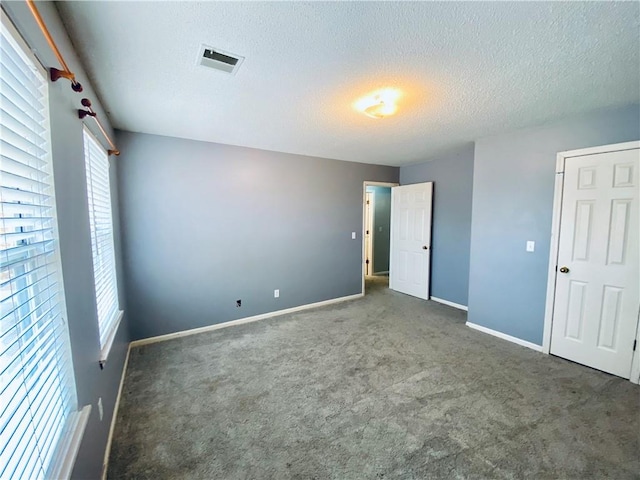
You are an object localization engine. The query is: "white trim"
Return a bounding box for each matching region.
[630,309,640,385]
[48,405,92,480]
[365,190,375,275]
[101,344,131,480]
[542,164,565,354]
[362,181,398,295]
[431,297,468,311]
[365,181,400,187]
[558,141,640,159]
[543,142,640,374]
[130,293,364,348]
[99,310,124,364]
[466,322,544,352]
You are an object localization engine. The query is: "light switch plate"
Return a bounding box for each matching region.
[352,232,356,239]
[526,241,535,252]
[274,289,279,298]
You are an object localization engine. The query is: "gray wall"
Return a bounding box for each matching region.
[3,3,130,479]
[468,104,640,345]
[400,144,475,306]
[116,131,399,340]
[365,186,391,273]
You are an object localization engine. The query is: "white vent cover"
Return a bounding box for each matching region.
[197,44,244,75]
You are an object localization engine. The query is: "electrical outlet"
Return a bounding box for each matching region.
[274,289,280,298]
[526,241,535,252]
[236,299,242,307]
[98,397,103,421]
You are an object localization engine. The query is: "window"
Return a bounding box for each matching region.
[83,128,121,357]
[1,11,85,480]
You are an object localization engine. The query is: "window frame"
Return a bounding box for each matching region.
[82,126,123,362]
[0,8,90,480]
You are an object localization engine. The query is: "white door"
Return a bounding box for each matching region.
[390,182,433,300]
[364,192,374,275]
[551,147,639,378]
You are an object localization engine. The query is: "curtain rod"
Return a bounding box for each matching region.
[24,0,120,156]
[25,0,82,91]
[79,99,120,156]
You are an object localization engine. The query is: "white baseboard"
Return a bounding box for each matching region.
[466,322,543,352]
[373,270,389,275]
[102,343,131,480]
[130,293,364,348]
[431,296,468,311]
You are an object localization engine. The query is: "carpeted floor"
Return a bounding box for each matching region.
[108,277,640,479]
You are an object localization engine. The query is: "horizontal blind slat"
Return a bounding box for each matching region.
[0,267,57,299]
[1,154,50,181]
[1,186,51,205]
[0,42,41,86]
[0,137,48,169]
[0,165,50,191]
[1,96,46,136]
[0,251,56,280]
[0,78,45,122]
[0,312,61,378]
[2,239,55,259]
[0,41,45,91]
[0,69,44,113]
[0,104,46,141]
[0,16,78,480]
[83,129,120,349]
[1,121,48,156]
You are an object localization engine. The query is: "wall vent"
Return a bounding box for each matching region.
[197,44,244,75]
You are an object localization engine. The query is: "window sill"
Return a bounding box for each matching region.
[99,310,124,366]
[48,404,91,480]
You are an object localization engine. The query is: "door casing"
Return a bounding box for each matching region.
[542,141,640,384]
[362,181,398,294]
[364,191,374,275]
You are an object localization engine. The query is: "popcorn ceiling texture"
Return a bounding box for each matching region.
[57,2,639,166]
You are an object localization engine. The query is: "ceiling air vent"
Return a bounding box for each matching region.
[197,44,244,75]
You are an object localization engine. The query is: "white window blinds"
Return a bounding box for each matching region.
[83,128,120,351]
[0,14,78,480]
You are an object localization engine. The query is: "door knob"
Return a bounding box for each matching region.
[559,266,569,273]
[422,246,429,250]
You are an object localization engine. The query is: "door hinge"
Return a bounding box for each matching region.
[634,340,637,351]
[366,200,370,205]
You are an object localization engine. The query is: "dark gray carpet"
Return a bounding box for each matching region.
[108,277,639,479]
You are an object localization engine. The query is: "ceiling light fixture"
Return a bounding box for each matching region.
[363,96,397,119]
[355,88,401,119]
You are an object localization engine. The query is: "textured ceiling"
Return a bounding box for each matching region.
[56,1,639,166]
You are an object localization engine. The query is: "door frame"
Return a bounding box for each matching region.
[542,140,640,384]
[362,181,398,294]
[364,191,375,275]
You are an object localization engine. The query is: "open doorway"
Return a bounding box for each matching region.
[362,181,398,294]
